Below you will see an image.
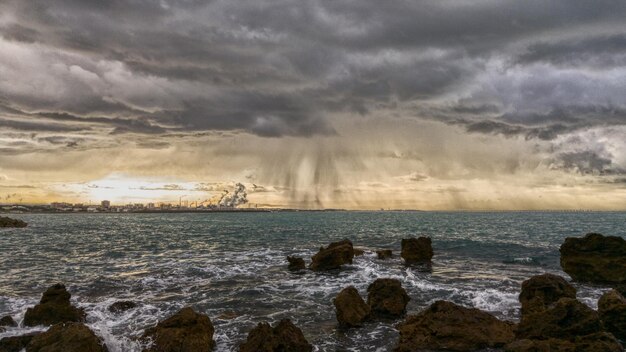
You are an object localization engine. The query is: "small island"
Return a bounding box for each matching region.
[0,216,28,228]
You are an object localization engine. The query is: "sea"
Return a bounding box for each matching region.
[0,211,625,351]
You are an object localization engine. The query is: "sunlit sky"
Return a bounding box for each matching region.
[1,1,626,209]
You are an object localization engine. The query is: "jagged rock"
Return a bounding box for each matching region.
[333,286,370,327]
[0,333,40,352]
[287,256,306,271]
[519,274,576,316]
[376,250,392,259]
[401,237,433,264]
[367,278,410,318]
[27,323,108,352]
[598,289,626,340]
[0,315,17,327]
[560,233,626,284]
[505,332,623,352]
[108,301,137,313]
[395,300,515,352]
[0,216,27,228]
[142,307,214,352]
[309,239,354,271]
[353,248,365,256]
[24,284,85,326]
[239,319,312,352]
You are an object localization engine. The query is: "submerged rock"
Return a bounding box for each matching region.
[27,322,108,352]
[0,216,27,228]
[108,301,137,313]
[309,239,354,271]
[367,278,410,318]
[395,300,515,352]
[505,332,623,352]
[400,237,433,264]
[376,250,392,259]
[286,256,306,271]
[0,333,40,352]
[353,248,365,256]
[239,319,312,352]
[142,307,214,352]
[598,289,626,341]
[519,274,576,316]
[24,284,85,326]
[333,286,370,328]
[0,315,17,327]
[560,233,626,284]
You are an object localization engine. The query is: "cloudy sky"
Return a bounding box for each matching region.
[1,0,626,209]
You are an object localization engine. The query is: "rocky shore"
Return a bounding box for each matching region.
[0,216,27,228]
[1,233,625,351]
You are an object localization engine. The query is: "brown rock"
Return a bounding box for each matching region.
[376,250,392,259]
[287,256,306,271]
[333,286,370,327]
[0,216,27,228]
[142,307,214,352]
[519,274,576,316]
[27,323,108,352]
[309,239,354,271]
[239,319,312,352]
[367,278,410,318]
[108,301,137,313]
[560,233,626,284]
[24,284,85,326]
[0,333,40,352]
[598,289,626,341]
[0,315,17,327]
[353,248,365,256]
[395,300,515,352]
[505,332,623,352]
[401,237,433,264]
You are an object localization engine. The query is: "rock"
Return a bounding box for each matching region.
[519,274,576,316]
[142,307,214,352]
[400,237,433,264]
[0,333,40,352]
[598,289,626,341]
[26,323,108,352]
[353,248,365,256]
[505,333,623,352]
[309,239,354,271]
[367,278,410,318]
[0,315,17,327]
[287,256,306,271]
[333,286,370,327]
[239,319,312,352]
[376,250,392,259]
[395,300,515,352]
[560,233,626,284]
[0,216,27,228]
[24,284,85,326]
[108,301,137,313]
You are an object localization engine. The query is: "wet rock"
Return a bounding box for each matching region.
[0,315,17,327]
[142,307,214,352]
[239,319,312,352]
[598,289,626,341]
[27,322,108,352]
[333,286,370,328]
[519,274,576,316]
[505,332,623,352]
[287,256,306,271]
[24,284,85,326]
[0,216,27,228]
[395,300,515,352]
[560,233,626,284]
[309,239,354,271]
[367,278,410,318]
[0,333,40,352]
[376,250,392,259]
[353,248,365,256]
[108,301,137,313]
[400,237,433,264]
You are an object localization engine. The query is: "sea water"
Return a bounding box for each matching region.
[1,211,625,351]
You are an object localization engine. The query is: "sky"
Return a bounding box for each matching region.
[1,0,626,210]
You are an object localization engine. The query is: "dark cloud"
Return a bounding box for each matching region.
[555,151,624,175]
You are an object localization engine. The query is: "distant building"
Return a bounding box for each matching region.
[101,200,111,208]
[147,203,155,209]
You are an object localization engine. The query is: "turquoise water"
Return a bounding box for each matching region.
[0,211,625,351]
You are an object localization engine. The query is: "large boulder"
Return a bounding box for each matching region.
[333,286,370,327]
[24,284,85,326]
[505,332,623,352]
[309,239,354,271]
[519,274,577,316]
[142,307,214,352]
[239,319,312,352]
[0,333,40,352]
[27,323,108,352]
[400,237,433,264]
[376,250,393,259]
[286,256,306,271]
[560,233,626,284]
[395,300,515,352]
[598,289,626,341]
[366,278,410,318]
[0,216,27,228]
